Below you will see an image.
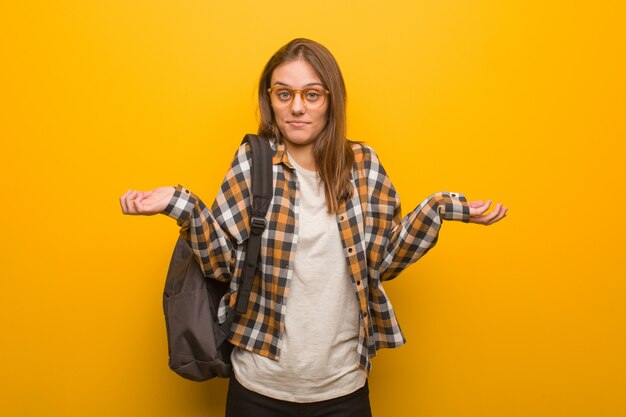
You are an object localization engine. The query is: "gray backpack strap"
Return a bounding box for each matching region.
[235,134,273,314]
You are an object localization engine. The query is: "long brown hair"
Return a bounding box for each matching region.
[258,38,355,213]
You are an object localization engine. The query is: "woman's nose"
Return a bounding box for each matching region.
[290,93,305,114]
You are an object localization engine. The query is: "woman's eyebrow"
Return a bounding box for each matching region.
[272,81,325,87]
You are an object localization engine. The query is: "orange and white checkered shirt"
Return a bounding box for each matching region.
[162,139,470,374]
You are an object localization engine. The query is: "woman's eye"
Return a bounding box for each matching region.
[277,91,292,100]
[305,90,321,101]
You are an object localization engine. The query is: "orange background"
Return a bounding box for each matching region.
[1,1,625,416]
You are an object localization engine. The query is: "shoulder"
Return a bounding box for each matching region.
[224,137,279,187]
[214,141,254,197]
[233,140,253,164]
[350,140,383,169]
[224,140,256,180]
[350,141,395,195]
[231,137,277,167]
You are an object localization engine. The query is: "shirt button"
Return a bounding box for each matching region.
[339,215,345,221]
[348,247,354,254]
[362,311,368,318]
[356,280,361,286]
[451,193,457,197]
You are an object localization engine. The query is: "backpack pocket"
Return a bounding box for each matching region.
[164,287,230,380]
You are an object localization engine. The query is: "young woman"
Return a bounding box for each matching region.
[120,38,507,417]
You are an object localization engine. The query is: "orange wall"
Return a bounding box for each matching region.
[1,1,625,416]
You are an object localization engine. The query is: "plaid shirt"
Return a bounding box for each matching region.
[162,139,470,374]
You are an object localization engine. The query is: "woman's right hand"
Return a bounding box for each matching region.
[119,186,176,216]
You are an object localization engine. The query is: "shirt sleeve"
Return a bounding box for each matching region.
[363,147,470,282]
[160,143,253,282]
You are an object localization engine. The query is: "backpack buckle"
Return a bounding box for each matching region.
[250,216,267,235]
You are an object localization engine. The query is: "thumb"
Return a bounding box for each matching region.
[136,190,153,203]
[469,200,485,208]
[133,198,144,213]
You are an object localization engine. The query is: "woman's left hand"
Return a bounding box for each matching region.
[467,200,508,225]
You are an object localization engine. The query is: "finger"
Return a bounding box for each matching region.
[485,203,503,222]
[137,189,155,205]
[120,189,131,213]
[121,189,137,214]
[470,200,492,217]
[470,203,501,225]
[468,200,485,208]
[488,206,508,225]
[141,190,154,201]
[481,203,504,225]
[126,190,141,214]
[132,198,143,214]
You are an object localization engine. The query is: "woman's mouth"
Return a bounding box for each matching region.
[287,120,309,127]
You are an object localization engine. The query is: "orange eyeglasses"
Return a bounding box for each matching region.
[267,86,330,109]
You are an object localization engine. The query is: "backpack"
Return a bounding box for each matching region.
[162,134,273,381]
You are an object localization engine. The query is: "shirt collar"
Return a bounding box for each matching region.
[270,139,294,170]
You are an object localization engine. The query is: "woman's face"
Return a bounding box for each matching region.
[269,59,329,149]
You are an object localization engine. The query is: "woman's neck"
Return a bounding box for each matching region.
[284,142,316,171]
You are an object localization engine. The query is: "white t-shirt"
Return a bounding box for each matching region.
[230,152,366,402]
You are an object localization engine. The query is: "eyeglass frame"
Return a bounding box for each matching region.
[267,85,330,109]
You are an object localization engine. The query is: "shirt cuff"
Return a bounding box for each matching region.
[436,191,470,222]
[161,184,196,225]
